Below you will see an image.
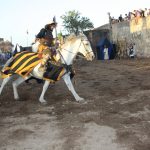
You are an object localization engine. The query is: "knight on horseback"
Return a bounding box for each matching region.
[0,33,95,103]
[32,20,59,54]
[28,20,60,83]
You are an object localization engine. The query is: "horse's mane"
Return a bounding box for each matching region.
[65,33,77,42]
[59,33,88,50]
[65,33,87,42]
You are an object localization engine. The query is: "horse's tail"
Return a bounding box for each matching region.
[1,57,13,72]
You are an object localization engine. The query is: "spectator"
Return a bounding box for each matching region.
[128,43,136,59]
[148,9,150,16]
[136,10,141,18]
[118,14,123,22]
[104,45,109,60]
[139,9,144,17]
[128,12,132,20]
[131,10,136,19]
[124,14,129,21]
[111,17,115,23]
[144,8,148,17]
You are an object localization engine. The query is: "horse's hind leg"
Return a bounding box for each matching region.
[0,76,12,95]
[63,73,84,102]
[13,76,30,100]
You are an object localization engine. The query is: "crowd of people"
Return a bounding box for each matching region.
[0,52,12,64]
[111,8,150,24]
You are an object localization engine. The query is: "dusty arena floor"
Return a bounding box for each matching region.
[1,58,150,150]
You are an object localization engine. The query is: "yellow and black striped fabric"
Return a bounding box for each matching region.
[43,62,65,82]
[1,51,42,78]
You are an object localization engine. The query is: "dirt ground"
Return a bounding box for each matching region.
[1,58,150,150]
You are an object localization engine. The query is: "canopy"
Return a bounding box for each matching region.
[96,37,114,60]
[97,37,112,48]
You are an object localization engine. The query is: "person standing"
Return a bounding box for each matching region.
[104,45,109,60]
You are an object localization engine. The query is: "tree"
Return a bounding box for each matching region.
[61,10,94,34]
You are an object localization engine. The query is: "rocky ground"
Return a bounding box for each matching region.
[1,58,150,150]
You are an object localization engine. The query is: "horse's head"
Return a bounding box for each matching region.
[59,33,95,65]
[77,33,95,61]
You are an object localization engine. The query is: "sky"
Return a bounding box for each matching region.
[0,0,150,47]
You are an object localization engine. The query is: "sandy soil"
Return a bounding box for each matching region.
[1,58,150,150]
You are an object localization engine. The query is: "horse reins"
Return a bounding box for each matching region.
[56,38,92,79]
[57,39,93,61]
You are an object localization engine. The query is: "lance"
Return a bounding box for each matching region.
[53,16,58,45]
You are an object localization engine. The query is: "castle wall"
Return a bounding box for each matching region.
[112,16,150,57]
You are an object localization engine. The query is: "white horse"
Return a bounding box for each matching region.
[0,33,95,104]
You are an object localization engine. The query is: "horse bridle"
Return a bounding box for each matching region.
[80,39,93,58]
[56,38,93,77]
[58,38,93,61]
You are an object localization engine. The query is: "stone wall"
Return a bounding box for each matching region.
[112,16,150,58]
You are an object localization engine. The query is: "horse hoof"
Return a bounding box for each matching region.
[39,99,47,105]
[77,97,84,101]
[78,100,87,104]
[40,101,48,105]
[76,98,85,103]
[15,97,20,100]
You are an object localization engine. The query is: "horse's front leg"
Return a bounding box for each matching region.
[39,80,50,104]
[63,73,84,102]
[12,76,30,100]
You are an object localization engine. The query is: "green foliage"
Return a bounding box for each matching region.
[61,10,94,34]
[57,32,63,39]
